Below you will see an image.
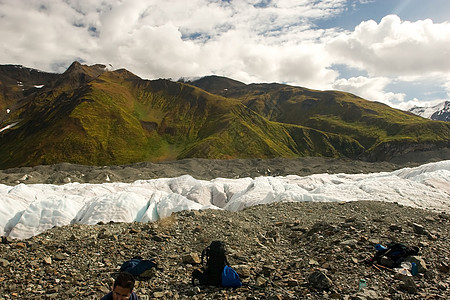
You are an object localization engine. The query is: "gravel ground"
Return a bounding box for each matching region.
[0,201,449,299]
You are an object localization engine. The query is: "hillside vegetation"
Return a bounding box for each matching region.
[0,63,448,168]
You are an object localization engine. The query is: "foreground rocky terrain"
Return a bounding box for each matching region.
[0,201,449,299]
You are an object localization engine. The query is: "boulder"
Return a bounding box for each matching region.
[308,270,333,290]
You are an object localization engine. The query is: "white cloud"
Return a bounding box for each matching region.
[331,74,450,110]
[0,1,449,108]
[332,76,406,107]
[444,80,450,98]
[0,1,347,79]
[327,15,450,77]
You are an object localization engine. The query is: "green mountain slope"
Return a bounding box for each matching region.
[0,63,448,168]
[189,76,450,161]
[0,63,363,168]
[0,65,58,122]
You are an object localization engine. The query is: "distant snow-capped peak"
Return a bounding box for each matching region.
[409,101,449,121]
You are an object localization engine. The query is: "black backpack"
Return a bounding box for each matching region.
[192,241,228,286]
[372,242,419,267]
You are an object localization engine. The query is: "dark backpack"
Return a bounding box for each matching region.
[120,257,158,279]
[192,241,228,286]
[372,243,419,267]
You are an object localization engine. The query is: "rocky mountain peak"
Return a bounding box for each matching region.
[409,100,449,122]
[52,61,107,90]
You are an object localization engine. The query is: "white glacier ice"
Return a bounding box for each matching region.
[0,160,449,239]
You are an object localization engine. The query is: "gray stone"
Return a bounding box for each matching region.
[153,291,165,298]
[340,239,358,246]
[389,224,402,232]
[255,275,268,287]
[308,270,333,290]
[352,289,379,300]
[412,223,426,235]
[398,277,418,294]
[404,256,427,273]
[233,264,251,278]
[0,258,9,267]
[54,253,68,261]
[43,257,52,265]
[437,261,449,273]
[437,281,449,290]
[262,264,276,276]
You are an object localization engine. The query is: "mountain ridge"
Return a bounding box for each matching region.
[0,62,449,168]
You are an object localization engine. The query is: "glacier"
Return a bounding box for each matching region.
[0,160,449,240]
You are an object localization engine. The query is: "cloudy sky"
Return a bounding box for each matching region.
[1,0,449,110]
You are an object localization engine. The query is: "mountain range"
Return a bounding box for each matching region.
[0,62,449,168]
[408,101,450,122]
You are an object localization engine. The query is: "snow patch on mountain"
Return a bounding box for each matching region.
[409,101,450,121]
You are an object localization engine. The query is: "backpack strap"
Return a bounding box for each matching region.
[192,269,203,286]
[201,246,210,266]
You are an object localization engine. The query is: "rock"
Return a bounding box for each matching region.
[309,259,320,266]
[1,236,13,244]
[418,241,429,247]
[352,289,379,300]
[186,287,200,296]
[404,256,427,273]
[308,270,333,290]
[426,231,438,241]
[290,225,307,232]
[439,213,450,220]
[182,253,201,264]
[255,275,268,287]
[306,222,335,236]
[0,258,9,267]
[329,292,341,299]
[43,257,52,265]
[321,262,331,270]
[368,238,379,245]
[151,235,166,242]
[233,264,251,278]
[393,268,412,281]
[424,216,436,222]
[398,277,417,294]
[412,223,426,235]
[379,257,395,268]
[15,242,26,249]
[153,291,165,298]
[54,253,68,261]
[389,224,402,232]
[262,264,276,276]
[437,281,449,290]
[284,279,299,286]
[340,239,358,246]
[437,261,449,273]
